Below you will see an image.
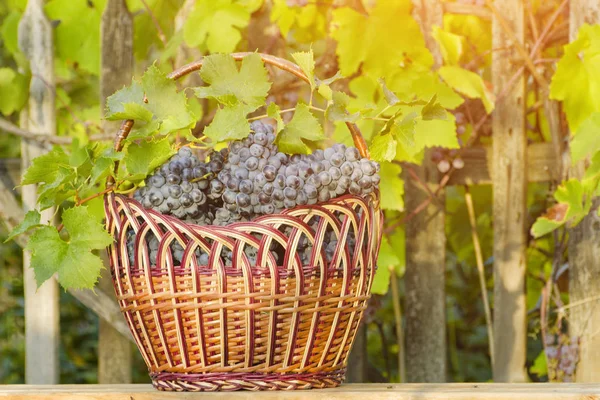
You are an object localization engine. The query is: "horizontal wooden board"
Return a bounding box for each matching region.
[1,384,599,400]
[443,143,559,185]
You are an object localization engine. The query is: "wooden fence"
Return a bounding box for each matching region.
[1,0,599,387]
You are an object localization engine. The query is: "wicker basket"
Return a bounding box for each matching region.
[104,53,383,392]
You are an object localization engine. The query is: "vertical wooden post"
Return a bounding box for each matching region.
[568,0,600,383]
[404,0,447,383]
[17,0,60,385]
[98,0,134,384]
[491,0,528,382]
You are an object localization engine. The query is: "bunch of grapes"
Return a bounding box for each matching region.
[128,119,379,267]
[545,333,580,382]
[133,147,225,223]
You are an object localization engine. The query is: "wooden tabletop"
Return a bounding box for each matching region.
[1,383,599,400]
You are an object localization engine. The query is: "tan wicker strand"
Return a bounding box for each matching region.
[104,54,383,391]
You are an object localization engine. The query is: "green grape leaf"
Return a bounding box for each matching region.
[106,65,195,136]
[372,235,402,295]
[45,0,104,75]
[204,106,250,143]
[379,78,400,106]
[421,95,447,121]
[331,2,429,77]
[141,65,195,134]
[183,0,250,53]
[370,132,397,162]
[531,179,592,237]
[193,53,271,113]
[0,67,28,115]
[571,112,600,164]
[22,146,69,185]
[5,210,41,242]
[415,117,459,150]
[267,103,285,133]
[439,65,495,113]
[124,137,174,180]
[371,261,390,295]
[1,11,21,57]
[105,81,144,118]
[106,102,152,122]
[291,48,316,90]
[531,351,548,378]
[432,26,463,65]
[326,91,360,122]
[379,162,404,211]
[550,24,600,131]
[390,112,418,149]
[275,103,324,154]
[27,206,113,289]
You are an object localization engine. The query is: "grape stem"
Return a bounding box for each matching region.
[248,105,326,122]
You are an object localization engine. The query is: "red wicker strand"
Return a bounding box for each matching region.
[104,53,383,391]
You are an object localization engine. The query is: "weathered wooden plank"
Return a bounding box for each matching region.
[1,384,599,400]
[17,0,60,385]
[98,0,134,384]
[445,143,559,185]
[567,0,600,384]
[491,0,528,382]
[405,0,447,383]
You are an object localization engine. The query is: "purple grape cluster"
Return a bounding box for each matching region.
[129,119,379,267]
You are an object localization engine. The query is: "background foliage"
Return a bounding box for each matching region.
[0,0,594,383]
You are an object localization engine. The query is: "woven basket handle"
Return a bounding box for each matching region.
[111,52,369,157]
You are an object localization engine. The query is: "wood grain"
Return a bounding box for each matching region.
[17,0,60,385]
[405,0,447,383]
[98,0,134,384]
[0,384,599,400]
[491,0,528,382]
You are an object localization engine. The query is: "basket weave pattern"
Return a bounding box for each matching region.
[105,191,382,391]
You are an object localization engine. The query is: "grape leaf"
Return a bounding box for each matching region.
[124,137,175,180]
[5,210,41,242]
[550,24,600,132]
[203,106,250,143]
[0,67,28,115]
[45,0,104,75]
[421,95,447,121]
[531,179,591,237]
[105,81,144,118]
[432,26,463,65]
[379,78,400,106]
[370,132,397,162]
[141,65,195,134]
[193,53,271,113]
[379,162,404,211]
[571,112,600,164]
[106,103,152,122]
[372,235,402,295]
[326,91,360,123]
[331,2,428,77]
[22,146,70,185]
[26,206,113,289]
[292,48,315,90]
[439,65,495,113]
[391,112,418,149]
[183,0,250,53]
[267,103,285,133]
[106,65,195,136]
[415,118,459,150]
[275,103,324,154]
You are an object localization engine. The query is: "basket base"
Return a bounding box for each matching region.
[150,369,346,392]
